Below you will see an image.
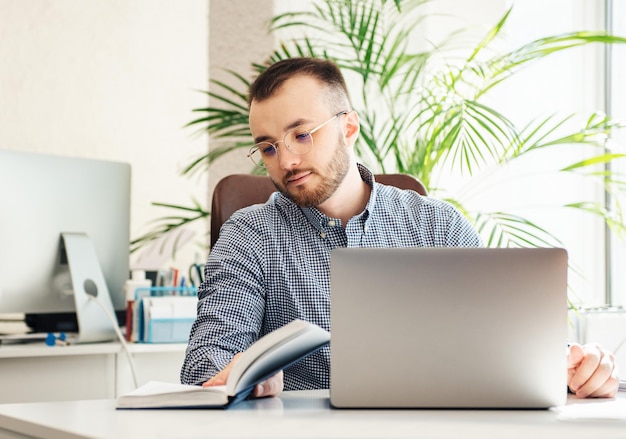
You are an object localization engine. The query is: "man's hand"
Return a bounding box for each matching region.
[567,343,619,398]
[201,353,284,398]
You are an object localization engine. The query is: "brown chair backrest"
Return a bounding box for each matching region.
[210,173,427,248]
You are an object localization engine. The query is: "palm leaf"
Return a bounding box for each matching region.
[474,212,563,248]
[130,200,209,254]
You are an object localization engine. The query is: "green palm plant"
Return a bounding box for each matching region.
[132,0,626,257]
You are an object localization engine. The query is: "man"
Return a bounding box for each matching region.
[181,57,619,399]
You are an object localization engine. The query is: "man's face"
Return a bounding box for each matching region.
[248,75,350,207]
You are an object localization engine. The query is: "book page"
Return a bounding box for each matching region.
[117,381,229,408]
[227,320,330,395]
[123,381,223,397]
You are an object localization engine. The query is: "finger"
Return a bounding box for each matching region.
[202,353,243,388]
[584,347,617,397]
[202,371,227,387]
[573,363,611,398]
[568,344,601,393]
[253,370,284,398]
[566,343,584,369]
[585,371,619,398]
[570,345,616,397]
[566,344,585,391]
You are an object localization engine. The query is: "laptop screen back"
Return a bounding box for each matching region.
[329,247,568,409]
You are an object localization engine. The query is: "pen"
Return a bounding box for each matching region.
[171,268,179,288]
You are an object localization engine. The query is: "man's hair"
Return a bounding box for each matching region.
[247,57,352,111]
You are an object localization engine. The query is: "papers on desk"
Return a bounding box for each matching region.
[555,395,626,420]
[0,321,32,337]
[556,380,626,420]
[0,313,31,336]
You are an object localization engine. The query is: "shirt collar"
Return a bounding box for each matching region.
[299,163,377,233]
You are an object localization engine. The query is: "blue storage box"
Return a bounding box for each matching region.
[145,316,196,343]
[135,287,197,343]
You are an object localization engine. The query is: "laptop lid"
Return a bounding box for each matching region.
[329,247,568,409]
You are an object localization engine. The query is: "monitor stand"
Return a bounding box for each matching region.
[61,232,118,343]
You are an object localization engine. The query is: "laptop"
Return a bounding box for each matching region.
[329,247,568,409]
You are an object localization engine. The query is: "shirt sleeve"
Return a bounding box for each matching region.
[180,217,267,385]
[442,203,484,247]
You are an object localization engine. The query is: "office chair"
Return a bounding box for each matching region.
[210,173,427,248]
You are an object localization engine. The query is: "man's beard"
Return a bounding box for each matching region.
[271,140,350,208]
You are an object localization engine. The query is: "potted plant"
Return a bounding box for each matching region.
[132,0,626,287]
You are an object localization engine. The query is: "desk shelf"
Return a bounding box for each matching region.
[0,342,187,403]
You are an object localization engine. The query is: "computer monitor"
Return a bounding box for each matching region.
[0,149,131,338]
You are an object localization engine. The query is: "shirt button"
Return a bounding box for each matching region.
[320,232,326,239]
[364,225,369,232]
[328,220,336,227]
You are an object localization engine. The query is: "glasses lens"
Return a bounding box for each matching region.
[284,129,313,155]
[247,125,319,167]
[248,142,277,168]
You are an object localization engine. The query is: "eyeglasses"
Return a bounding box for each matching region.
[247,111,348,168]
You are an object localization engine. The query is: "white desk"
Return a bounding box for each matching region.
[0,342,186,403]
[0,390,624,439]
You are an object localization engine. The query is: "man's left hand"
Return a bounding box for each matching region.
[567,343,619,398]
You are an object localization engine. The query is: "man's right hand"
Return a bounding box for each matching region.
[202,353,284,398]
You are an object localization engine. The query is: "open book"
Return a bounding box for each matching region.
[116,319,330,409]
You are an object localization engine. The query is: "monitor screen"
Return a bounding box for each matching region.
[0,149,130,332]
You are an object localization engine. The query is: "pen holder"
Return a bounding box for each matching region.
[134,286,198,343]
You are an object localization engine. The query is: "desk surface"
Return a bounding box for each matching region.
[0,390,624,439]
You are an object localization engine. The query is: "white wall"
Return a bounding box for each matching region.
[0,0,209,272]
